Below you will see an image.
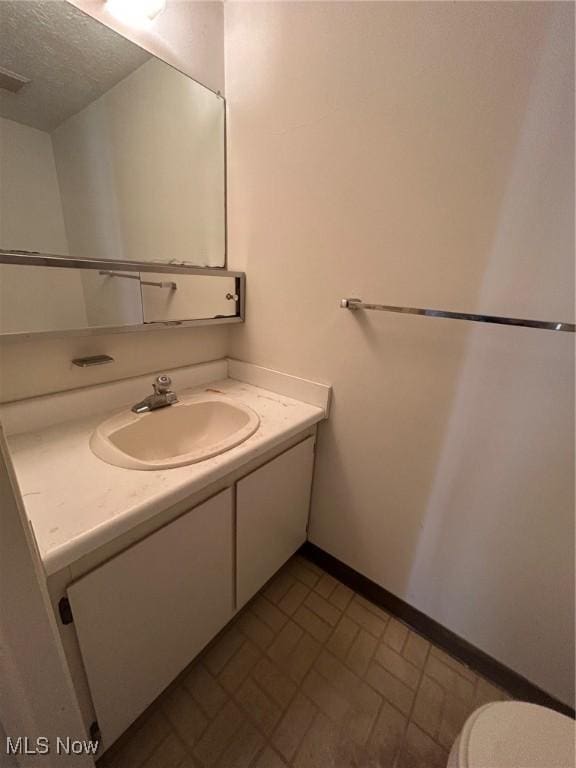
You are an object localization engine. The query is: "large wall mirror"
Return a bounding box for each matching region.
[0,1,225,267]
[0,1,240,338]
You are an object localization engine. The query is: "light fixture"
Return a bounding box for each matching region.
[105,0,166,27]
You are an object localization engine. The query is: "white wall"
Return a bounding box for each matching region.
[52,58,225,267]
[141,273,236,322]
[0,117,90,333]
[225,1,575,705]
[0,117,144,334]
[0,325,228,402]
[0,1,228,402]
[0,117,68,254]
[0,265,91,334]
[80,270,144,329]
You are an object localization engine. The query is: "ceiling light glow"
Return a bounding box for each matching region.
[105,0,166,27]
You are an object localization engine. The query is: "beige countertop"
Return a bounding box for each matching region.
[7,373,326,575]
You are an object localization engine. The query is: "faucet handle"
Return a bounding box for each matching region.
[153,374,172,394]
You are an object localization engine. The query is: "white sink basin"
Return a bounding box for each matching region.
[90,394,260,470]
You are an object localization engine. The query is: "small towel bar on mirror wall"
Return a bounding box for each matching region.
[99,270,178,290]
[340,299,575,333]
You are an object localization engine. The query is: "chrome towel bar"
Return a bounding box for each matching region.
[340,298,575,333]
[99,270,177,290]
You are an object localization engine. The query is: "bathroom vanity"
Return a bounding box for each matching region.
[2,359,330,751]
[0,4,332,747]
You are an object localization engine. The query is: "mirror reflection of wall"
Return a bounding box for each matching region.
[0,265,143,335]
[0,0,225,268]
[141,274,238,323]
[0,263,240,337]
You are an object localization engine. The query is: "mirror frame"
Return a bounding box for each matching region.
[0,250,245,341]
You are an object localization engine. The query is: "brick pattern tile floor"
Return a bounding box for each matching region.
[98,555,510,768]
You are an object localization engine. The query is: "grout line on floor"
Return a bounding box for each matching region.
[98,555,513,768]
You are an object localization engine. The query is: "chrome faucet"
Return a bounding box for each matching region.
[131,375,178,414]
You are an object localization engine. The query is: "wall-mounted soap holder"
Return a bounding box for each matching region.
[72,355,115,368]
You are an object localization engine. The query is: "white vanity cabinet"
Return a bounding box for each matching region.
[61,434,316,750]
[67,489,234,748]
[236,437,315,607]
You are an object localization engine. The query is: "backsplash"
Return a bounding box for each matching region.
[0,325,228,403]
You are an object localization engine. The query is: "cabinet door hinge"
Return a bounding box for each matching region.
[58,596,74,625]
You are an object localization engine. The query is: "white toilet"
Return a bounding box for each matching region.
[447,701,575,767]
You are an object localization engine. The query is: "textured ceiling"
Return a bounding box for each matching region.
[0,1,150,132]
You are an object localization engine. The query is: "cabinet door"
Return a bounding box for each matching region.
[67,489,233,748]
[237,437,315,608]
